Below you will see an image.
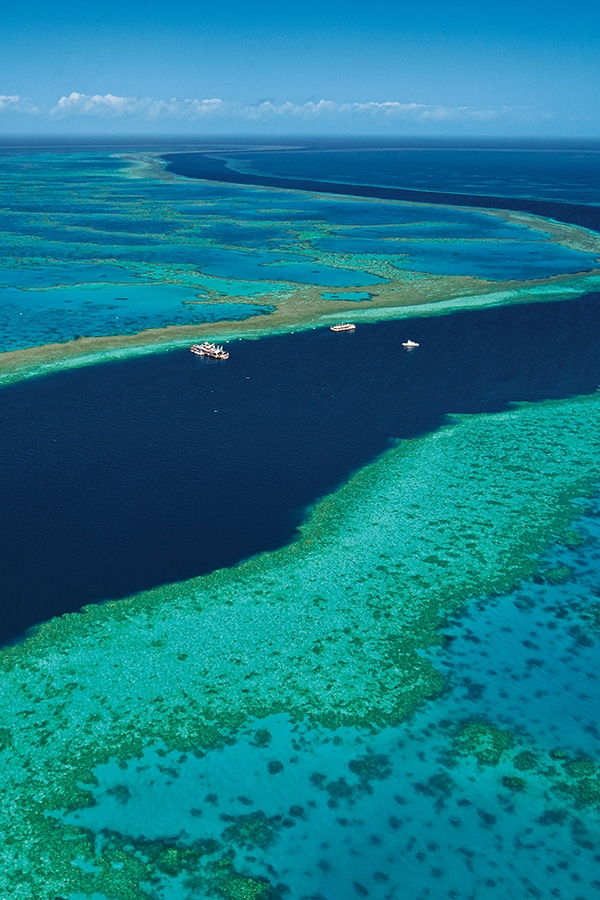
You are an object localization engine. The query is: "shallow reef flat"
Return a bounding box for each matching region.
[2,389,600,897]
[1,148,599,384]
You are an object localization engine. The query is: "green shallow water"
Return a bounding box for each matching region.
[2,389,600,897]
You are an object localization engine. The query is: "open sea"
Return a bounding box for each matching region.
[1,138,600,900]
[3,294,600,645]
[163,138,600,231]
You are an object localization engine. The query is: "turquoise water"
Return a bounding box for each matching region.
[0,262,137,289]
[337,216,554,240]
[316,237,597,280]
[0,284,271,350]
[3,148,596,355]
[184,246,387,286]
[2,141,600,899]
[432,510,600,759]
[59,500,600,899]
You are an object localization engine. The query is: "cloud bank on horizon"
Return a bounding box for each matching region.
[50,92,542,123]
[0,91,553,135]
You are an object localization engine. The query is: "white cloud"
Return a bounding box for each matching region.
[51,92,145,117]
[51,92,227,119]
[253,101,536,122]
[0,94,21,110]
[0,94,38,114]
[48,92,542,124]
[145,98,226,118]
[253,100,430,119]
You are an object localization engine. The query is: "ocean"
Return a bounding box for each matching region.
[164,138,600,231]
[0,139,599,900]
[3,294,600,645]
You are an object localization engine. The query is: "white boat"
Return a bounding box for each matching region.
[330,323,356,332]
[402,339,419,348]
[190,341,229,359]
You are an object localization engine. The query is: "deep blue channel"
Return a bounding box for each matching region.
[2,293,600,645]
[163,151,600,234]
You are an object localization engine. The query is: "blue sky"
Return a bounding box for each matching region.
[2,0,599,137]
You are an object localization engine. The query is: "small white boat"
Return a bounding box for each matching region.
[402,339,419,348]
[330,323,356,332]
[190,341,229,359]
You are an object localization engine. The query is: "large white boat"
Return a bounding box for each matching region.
[402,339,419,348]
[190,341,229,360]
[330,323,356,332]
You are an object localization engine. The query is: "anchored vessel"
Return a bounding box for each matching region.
[330,323,356,332]
[190,341,230,359]
[402,339,419,348]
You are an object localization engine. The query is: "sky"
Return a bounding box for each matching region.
[1,0,599,138]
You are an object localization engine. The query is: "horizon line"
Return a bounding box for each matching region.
[1,134,600,147]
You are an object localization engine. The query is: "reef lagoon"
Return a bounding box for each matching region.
[1,139,600,899]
